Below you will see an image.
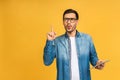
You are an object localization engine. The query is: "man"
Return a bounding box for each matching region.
[43,9,105,80]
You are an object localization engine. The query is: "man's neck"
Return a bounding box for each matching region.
[67,30,76,37]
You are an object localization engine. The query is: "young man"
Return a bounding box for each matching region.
[43,9,105,80]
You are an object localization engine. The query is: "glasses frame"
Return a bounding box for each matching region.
[63,18,77,23]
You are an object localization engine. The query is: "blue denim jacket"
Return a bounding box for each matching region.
[44,31,98,80]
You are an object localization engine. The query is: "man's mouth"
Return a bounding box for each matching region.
[67,25,72,29]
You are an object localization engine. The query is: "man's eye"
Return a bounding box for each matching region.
[66,18,70,20]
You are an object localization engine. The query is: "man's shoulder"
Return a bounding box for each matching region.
[79,32,92,40]
[79,32,91,37]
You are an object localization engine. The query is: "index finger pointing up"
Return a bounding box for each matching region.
[51,26,54,32]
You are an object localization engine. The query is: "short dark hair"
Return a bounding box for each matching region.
[63,9,79,20]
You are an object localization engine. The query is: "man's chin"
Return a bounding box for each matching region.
[66,30,73,33]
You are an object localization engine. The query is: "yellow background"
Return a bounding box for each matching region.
[0,0,120,80]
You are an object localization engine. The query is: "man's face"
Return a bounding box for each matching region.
[63,13,78,33]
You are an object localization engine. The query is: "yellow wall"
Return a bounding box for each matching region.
[0,0,120,80]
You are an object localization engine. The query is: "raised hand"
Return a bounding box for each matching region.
[47,26,56,40]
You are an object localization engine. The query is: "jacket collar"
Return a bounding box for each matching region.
[65,30,81,38]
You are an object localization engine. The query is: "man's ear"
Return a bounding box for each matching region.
[76,20,78,25]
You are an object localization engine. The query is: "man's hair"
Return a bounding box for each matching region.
[63,9,79,20]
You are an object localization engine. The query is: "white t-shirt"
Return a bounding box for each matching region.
[70,37,80,80]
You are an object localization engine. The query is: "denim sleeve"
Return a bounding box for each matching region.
[89,36,99,66]
[43,40,56,66]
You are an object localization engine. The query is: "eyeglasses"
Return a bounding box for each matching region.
[63,18,77,23]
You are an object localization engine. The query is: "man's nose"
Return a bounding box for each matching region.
[67,19,71,23]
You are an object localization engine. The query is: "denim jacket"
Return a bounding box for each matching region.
[44,31,98,80]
